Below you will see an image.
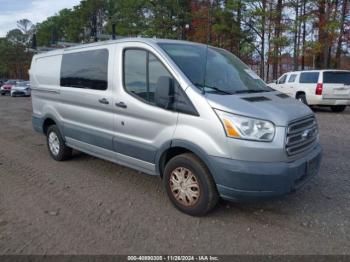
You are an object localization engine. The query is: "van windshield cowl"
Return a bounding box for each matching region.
[158,43,272,95]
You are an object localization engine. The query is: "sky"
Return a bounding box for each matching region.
[0,0,81,37]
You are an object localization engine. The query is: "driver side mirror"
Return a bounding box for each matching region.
[155,76,175,109]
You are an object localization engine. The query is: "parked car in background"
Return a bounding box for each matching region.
[269,70,350,112]
[0,80,23,96]
[0,79,7,87]
[11,81,31,97]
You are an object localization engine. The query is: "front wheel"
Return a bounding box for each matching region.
[330,105,346,113]
[163,153,219,216]
[46,125,72,161]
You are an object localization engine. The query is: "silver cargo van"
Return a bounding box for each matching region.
[30,38,322,216]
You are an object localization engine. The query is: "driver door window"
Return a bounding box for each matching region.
[124,49,173,106]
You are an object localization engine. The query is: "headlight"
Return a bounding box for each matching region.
[215,109,275,142]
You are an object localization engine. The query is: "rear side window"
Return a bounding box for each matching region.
[288,74,297,83]
[323,72,350,85]
[60,49,108,90]
[299,72,319,83]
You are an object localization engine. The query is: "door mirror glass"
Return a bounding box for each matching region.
[155,76,174,109]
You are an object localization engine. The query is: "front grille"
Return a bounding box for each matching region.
[286,116,318,156]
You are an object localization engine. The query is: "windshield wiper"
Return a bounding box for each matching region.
[193,83,233,95]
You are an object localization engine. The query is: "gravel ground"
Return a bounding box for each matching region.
[0,96,349,255]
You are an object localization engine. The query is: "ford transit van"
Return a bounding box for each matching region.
[30,38,322,216]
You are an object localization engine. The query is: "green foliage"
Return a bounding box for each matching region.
[0,37,31,79]
[6,29,25,44]
[106,0,149,36]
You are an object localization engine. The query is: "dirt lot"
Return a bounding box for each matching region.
[0,96,349,255]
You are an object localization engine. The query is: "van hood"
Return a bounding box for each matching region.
[205,91,313,126]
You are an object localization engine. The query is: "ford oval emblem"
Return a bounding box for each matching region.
[302,129,311,139]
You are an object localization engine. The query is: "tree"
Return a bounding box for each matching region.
[335,0,348,68]
[243,0,269,78]
[6,29,25,44]
[300,0,307,70]
[78,0,108,41]
[17,19,35,46]
[315,0,327,69]
[272,0,284,80]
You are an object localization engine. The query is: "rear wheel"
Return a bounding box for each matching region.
[163,153,219,216]
[331,105,346,113]
[46,125,72,161]
[296,93,308,105]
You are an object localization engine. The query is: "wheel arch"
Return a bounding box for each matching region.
[156,140,216,181]
[295,91,306,99]
[41,114,64,138]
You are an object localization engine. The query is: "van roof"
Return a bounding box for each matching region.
[33,37,205,58]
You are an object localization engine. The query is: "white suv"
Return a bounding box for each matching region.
[269,70,350,112]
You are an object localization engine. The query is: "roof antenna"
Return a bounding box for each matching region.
[112,23,116,40]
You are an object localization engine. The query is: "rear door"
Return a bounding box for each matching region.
[322,71,350,100]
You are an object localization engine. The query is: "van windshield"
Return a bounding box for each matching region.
[158,43,271,95]
[323,71,350,85]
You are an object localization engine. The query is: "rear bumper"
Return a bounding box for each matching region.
[307,95,350,105]
[210,144,322,201]
[318,99,350,106]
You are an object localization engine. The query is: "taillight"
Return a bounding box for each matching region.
[316,83,323,95]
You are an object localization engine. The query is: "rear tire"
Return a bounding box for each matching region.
[163,153,219,216]
[46,125,72,161]
[330,105,346,113]
[296,93,308,105]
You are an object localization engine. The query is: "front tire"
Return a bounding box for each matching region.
[330,105,346,113]
[163,153,219,216]
[46,125,72,161]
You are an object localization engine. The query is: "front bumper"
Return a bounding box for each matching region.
[1,89,11,94]
[11,90,31,96]
[210,144,322,201]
